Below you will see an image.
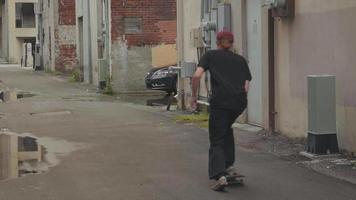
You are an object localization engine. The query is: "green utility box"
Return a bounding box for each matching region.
[307,75,339,154]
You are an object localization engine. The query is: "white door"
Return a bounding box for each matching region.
[246,0,263,125]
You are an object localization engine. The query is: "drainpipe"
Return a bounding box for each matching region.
[268,9,276,133]
[107,0,112,79]
[177,0,185,109]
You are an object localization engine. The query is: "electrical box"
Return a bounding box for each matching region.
[181,62,196,78]
[308,75,337,134]
[217,3,232,32]
[307,75,339,154]
[190,28,204,48]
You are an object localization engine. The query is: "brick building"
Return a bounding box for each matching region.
[110,0,177,92]
[111,0,176,46]
[37,0,78,73]
[37,0,177,90]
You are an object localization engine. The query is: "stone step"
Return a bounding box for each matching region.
[0,58,9,64]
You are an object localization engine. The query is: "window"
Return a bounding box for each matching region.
[18,137,38,152]
[124,17,142,34]
[15,3,36,28]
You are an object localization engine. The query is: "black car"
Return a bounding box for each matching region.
[145,66,178,95]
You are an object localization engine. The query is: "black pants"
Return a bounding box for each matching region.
[208,107,245,180]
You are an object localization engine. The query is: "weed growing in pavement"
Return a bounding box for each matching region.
[45,68,62,76]
[54,71,62,76]
[175,113,209,129]
[198,121,209,129]
[69,69,81,82]
[352,161,356,167]
[175,113,209,123]
[103,76,114,95]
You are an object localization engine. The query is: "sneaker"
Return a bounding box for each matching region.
[210,176,228,191]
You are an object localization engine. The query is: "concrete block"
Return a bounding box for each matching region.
[3,90,17,102]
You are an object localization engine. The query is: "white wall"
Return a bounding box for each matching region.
[274,0,356,153]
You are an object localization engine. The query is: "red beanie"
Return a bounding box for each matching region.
[216,31,234,43]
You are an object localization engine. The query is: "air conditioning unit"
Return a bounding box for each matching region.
[264,0,286,8]
[263,0,294,18]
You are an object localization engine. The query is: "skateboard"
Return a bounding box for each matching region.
[210,174,245,191]
[226,174,245,185]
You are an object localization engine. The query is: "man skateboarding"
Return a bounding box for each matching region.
[191,31,252,191]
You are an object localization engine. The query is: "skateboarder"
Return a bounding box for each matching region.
[191,31,252,191]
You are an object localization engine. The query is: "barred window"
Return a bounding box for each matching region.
[124,17,142,34]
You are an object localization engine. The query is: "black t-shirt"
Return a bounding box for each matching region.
[198,49,252,110]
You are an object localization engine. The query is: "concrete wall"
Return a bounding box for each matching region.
[110,0,177,92]
[1,1,9,60]
[274,0,356,153]
[178,0,202,108]
[76,0,99,85]
[1,0,10,60]
[0,134,19,180]
[6,0,16,63]
[111,41,152,91]
[39,0,56,71]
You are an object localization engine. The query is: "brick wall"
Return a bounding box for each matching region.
[55,44,77,72]
[55,0,78,73]
[111,0,177,46]
[58,0,76,25]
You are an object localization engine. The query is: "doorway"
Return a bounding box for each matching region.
[78,17,84,81]
[246,0,263,125]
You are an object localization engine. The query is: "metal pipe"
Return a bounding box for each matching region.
[177,0,186,109]
[268,9,276,134]
[201,0,205,20]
